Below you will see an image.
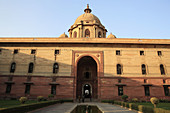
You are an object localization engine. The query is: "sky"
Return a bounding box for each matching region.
[0,0,170,39]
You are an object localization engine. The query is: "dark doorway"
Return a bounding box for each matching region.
[76,56,97,99]
[83,84,91,98]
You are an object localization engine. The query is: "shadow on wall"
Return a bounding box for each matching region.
[0,47,74,99]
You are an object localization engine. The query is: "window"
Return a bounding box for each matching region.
[140,51,144,55]
[98,31,102,38]
[118,86,123,96]
[28,63,34,73]
[84,72,90,79]
[85,29,90,37]
[51,85,56,95]
[144,86,150,96]
[31,49,36,54]
[13,49,18,54]
[55,50,59,55]
[160,64,165,75]
[53,63,59,73]
[117,64,122,75]
[141,64,146,75]
[164,86,169,96]
[10,62,16,73]
[163,79,166,83]
[25,85,31,94]
[116,50,120,55]
[157,51,162,56]
[73,31,77,38]
[6,84,12,94]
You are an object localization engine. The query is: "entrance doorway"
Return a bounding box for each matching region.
[83,84,91,98]
[76,56,97,99]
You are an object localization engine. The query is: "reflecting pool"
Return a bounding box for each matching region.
[71,105,102,113]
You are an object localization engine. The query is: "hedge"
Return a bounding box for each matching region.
[114,101,121,105]
[101,100,114,104]
[0,100,60,113]
[114,101,170,113]
[138,105,154,113]
[60,99,73,103]
[129,103,138,111]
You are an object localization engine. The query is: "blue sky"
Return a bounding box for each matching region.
[0,0,170,39]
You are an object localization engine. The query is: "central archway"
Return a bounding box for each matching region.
[76,56,98,99]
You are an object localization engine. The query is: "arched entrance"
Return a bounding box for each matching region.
[83,84,91,98]
[76,56,98,99]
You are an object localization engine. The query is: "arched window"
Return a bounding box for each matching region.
[98,31,102,38]
[160,64,165,75]
[84,72,91,79]
[73,31,77,38]
[10,62,16,73]
[117,64,122,75]
[53,63,59,73]
[28,62,34,73]
[85,29,90,37]
[141,64,146,75]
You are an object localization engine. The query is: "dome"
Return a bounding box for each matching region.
[73,4,102,25]
[107,33,116,38]
[68,4,107,38]
[59,32,68,38]
[74,13,101,25]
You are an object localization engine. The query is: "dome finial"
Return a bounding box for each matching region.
[87,4,89,9]
[84,4,92,13]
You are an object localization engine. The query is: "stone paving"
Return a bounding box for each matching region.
[28,102,137,113]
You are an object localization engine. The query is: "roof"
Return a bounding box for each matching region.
[0,37,170,45]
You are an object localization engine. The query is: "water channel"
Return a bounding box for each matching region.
[71,105,102,113]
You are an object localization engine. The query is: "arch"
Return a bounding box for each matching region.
[10,62,16,73]
[98,31,102,38]
[28,62,34,73]
[82,83,92,98]
[160,64,165,75]
[73,31,77,38]
[76,56,98,99]
[117,64,122,75]
[53,63,59,73]
[141,64,146,75]
[75,54,100,71]
[85,29,90,37]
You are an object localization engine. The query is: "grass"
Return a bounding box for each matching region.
[0,100,37,108]
[134,102,170,110]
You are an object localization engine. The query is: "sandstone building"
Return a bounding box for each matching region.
[0,5,170,101]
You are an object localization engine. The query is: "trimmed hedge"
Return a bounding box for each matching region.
[60,99,73,103]
[0,100,60,113]
[101,100,114,104]
[138,105,154,113]
[154,108,170,113]
[129,103,138,111]
[114,101,170,113]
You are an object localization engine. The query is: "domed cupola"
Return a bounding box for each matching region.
[107,33,116,38]
[68,4,107,38]
[59,32,68,38]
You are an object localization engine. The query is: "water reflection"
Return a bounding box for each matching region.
[71,105,102,113]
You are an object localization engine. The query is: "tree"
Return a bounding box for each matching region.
[150,97,159,108]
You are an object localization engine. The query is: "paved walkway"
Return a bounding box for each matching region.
[28,102,137,113]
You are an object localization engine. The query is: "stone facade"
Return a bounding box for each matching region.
[0,5,170,101]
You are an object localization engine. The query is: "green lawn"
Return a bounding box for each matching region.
[0,100,37,108]
[134,102,170,110]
